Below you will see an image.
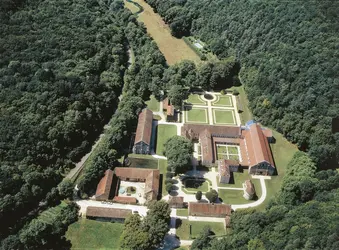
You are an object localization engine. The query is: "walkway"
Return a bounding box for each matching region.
[231,176,267,210]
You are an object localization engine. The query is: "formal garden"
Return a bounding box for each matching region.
[213,109,236,125]
[185,107,209,124]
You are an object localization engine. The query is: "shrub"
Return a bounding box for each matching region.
[166,172,173,179]
[220,89,226,95]
[196,191,202,201]
[233,89,239,96]
[165,183,173,193]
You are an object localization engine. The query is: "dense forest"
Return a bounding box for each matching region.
[192,152,339,249]
[146,0,339,168]
[0,0,130,245]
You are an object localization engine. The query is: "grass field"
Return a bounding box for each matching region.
[217,171,257,188]
[217,153,240,161]
[156,124,177,155]
[254,130,298,211]
[66,219,124,250]
[227,86,253,125]
[213,109,235,124]
[186,108,208,123]
[176,209,189,217]
[124,0,201,65]
[158,159,167,196]
[176,219,225,240]
[213,95,233,107]
[127,155,159,169]
[183,180,209,193]
[186,94,206,105]
[145,95,159,112]
[39,201,67,224]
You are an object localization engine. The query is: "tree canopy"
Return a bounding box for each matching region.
[164,136,194,174]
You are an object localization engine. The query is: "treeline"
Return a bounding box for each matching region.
[77,9,167,195]
[1,202,79,250]
[145,0,339,167]
[0,0,128,242]
[193,152,339,249]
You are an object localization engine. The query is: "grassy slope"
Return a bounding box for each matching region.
[66,219,124,250]
[176,220,225,240]
[124,0,201,65]
[156,124,177,155]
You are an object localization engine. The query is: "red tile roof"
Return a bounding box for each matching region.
[218,160,232,177]
[167,105,174,116]
[134,108,153,145]
[95,170,114,200]
[113,196,138,204]
[86,206,132,219]
[244,124,275,168]
[244,180,255,195]
[188,202,231,217]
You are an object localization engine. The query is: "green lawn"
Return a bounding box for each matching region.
[156,124,177,155]
[66,219,124,250]
[227,146,238,154]
[213,95,233,107]
[213,109,235,124]
[176,209,189,217]
[176,219,225,240]
[186,94,206,105]
[158,159,168,196]
[127,155,159,169]
[186,108,208,123]
[217,154,239,161]
[183,180,209,193]
[217,171,254,188]
[227,86,253,125]
[145,95,160,112]
[254,130,298,211]
[39,201,68,224]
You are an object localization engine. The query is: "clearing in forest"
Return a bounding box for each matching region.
[124,0,201,65]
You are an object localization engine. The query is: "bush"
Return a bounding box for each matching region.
[165,179,175,185]
[166,172,173,179]
[165,183,173,193]
[233,89,239,96]
[196,191,202,201]
[206,189,218,203]
[220,89,226,95]
[166,166,172,172]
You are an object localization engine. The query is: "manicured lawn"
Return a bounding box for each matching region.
[254,130,298,211]
[176,209,189,217]
[218,190,247,204]
[183,180,209,193]
[156,124,177,155]
[127,155,159,169]
[216,145,228,154]
[217,154,239,161]
[213,109,235,124]
[213,95,233,107]
[217,171,255,188]
[186,94,206,105]
[66,219,124,250]
[145,95,160,112]
[176,219,225,240]
[186,108,208,123]
[158,159,168,196]
[227,146,239,154]
[228,86,253,125]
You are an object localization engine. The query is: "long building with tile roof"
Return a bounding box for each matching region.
[133,108,153,154]
[182,121,275,175]
[95,169,114,201]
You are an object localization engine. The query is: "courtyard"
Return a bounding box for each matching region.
[216,144,241,161]
[118,180,146,204]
